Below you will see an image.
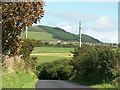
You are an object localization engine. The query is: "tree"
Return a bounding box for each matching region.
[71,46,119,84]
[118,43,120,47]
[2,1,45,56]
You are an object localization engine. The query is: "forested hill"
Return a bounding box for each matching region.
[28,25,101,43]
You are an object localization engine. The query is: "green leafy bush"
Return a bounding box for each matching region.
[20,39,38,72]
[36,59,73,80]
[118,43,120,47]
[20,39,38,60]
[71,46,120,84]
[35,40,44,47]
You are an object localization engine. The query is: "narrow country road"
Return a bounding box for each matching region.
[35,80,95,90]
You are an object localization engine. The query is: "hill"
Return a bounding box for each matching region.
[26,25,101,43]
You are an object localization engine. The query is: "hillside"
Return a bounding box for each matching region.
[26,25,101,43]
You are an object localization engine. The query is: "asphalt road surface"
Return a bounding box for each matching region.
[35,80,95,90]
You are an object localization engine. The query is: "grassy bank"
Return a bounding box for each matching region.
[2,71,37,88]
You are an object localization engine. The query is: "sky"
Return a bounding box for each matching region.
[34,2,118,43]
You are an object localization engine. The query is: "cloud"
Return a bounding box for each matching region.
[57,22,118,43]
[83,28,118,43]
[57,23,79,34]
[93,16,115,31]
[41,11,118,43]
[57,23,72,31]
[47,11,98,22]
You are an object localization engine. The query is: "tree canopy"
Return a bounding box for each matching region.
[2,1,45,56]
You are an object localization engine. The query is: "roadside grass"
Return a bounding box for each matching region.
[72,79,115,89]
[32,47,74,53]
[91,83,115,89]
[2,71,37,88]
[71,74,116,89]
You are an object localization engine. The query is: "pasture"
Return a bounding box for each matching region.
[21,31,54,40]
[34,56,71,64]
[32,47,74,53]
[31,47,74,64]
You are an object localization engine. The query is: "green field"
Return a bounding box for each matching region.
[31,47,74,64]
[32,47,74,53]
[34,56,71,64]
[21,31,54,40]
[22,25,101,43]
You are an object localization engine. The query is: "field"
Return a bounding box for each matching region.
[31,47,74,64]
[21,25,101,43]
[32,47,74,53]
[34,56,71,64]
[21,31,54,40]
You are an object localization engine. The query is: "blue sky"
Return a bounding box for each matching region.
[34,2,118,43]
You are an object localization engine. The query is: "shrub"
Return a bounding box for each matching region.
[71,46,120,84]
[36,59,73,80]
[118,43,120,47]
[35,40,44,47]
[20,39,38,60]
[20,39,38,72]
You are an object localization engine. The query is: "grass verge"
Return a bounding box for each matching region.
[2,70,37,88]
[91,83,115,88]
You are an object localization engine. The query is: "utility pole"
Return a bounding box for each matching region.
[25,26,28,39]
[79,22,82,47]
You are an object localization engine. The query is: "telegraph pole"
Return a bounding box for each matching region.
[25,26,28,39]
[79,22,82,47]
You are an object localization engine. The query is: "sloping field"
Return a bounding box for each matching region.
[21,25,101,43]
[21,31,54,40]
